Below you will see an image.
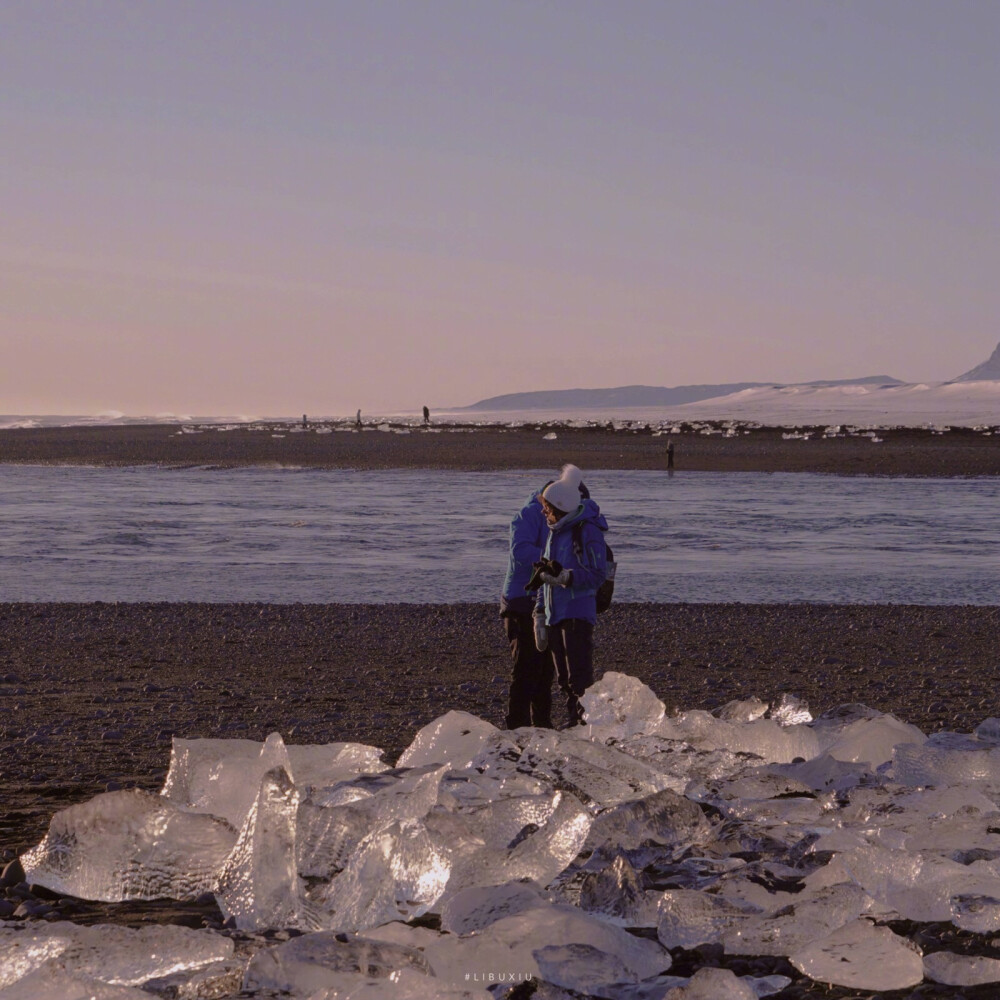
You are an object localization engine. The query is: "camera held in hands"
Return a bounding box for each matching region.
[525,558,562,593]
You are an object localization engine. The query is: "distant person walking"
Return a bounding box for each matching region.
[666,438,675,471]
[423,405,431,425]
[534,464,609,727]
[500,482,554,728]
[355,409,362,429]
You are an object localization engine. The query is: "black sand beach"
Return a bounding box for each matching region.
[2,420,999,475]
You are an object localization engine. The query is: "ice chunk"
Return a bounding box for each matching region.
[657,891,759,949]
[663,967,757,999]
[975,718,1000,744]
[0,921,233,990]
[715,697,768,724]
[579,854,661,927]
[580,672,666,738]
[440,880,552,934]
[311,818,451,930]
[893,737,1000,794]
[766,754,874,794]
[305,968,494,998]
[789,919,923,991]
[658,711,818,763]
[767,693,812,726]
[297,764,447,878]
[513,729,675,808]
[838,844,1000,924]
[722,882,872,956]
[614,735,760,791]
[923,950,1000,986]
[21,789,236,901]
[397,711,501,769]
[244,930,431,994]
[584,787,712,859]
[161,733,385,827]
[437,790,592,898]
[0,968,151,1000]
[822,715,925,767]
[534,942,634,993]
[215,765,302,930]
[488,903,671,982]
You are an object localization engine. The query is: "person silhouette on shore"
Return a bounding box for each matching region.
[423,405,430,425]
[355,409,362,429]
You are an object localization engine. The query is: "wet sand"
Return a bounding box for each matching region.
[2,420,999,475]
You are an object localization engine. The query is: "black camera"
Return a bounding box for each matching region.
[525,558,562,593]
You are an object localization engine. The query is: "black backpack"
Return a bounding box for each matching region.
[572,524,616,614]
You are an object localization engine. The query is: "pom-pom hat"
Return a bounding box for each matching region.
[542,464,584,514]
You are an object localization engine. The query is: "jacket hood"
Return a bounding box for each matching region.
[551,496,607,534]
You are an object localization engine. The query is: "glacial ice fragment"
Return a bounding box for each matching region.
[656,891,759,949]
[440,880,552,934]
[244,930,431,994]
[215,765,302,930]
[923,950,1000,986]
[789,919,923,990]
[534,942,634,992]
[161,733,384,828]
[487,903,671,982]
[893,737,1000,794]
[397,711,501,769]
[0,968,151,1000]
[21,789,236,901]
[663,967,758,999]
[579,853,660,926]
[584,787,711,859]
[310,818,451,930]
[0,921,233,990]
[580,671,666,739]
[821,715,925,767]
[297,764,447,878]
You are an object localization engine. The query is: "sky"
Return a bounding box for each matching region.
[2,1,998,416]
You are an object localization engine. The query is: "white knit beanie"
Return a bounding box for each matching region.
[542,464,584,514]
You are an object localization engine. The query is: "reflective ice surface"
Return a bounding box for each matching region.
[2,466,999,603]
[18,671,1000,997]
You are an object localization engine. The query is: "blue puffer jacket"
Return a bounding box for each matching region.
[535,498,608,626]
[500,490,549,616]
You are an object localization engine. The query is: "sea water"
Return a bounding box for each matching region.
[0,466,997,604]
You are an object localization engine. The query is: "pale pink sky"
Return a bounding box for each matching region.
[2,1,998,416]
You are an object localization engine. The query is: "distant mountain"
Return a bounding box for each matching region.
[952,341,1000,382]
[464,376,902,411]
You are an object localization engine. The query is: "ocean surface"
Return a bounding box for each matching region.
[1,466,997,604]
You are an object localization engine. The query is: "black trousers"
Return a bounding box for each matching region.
[548,618,595,726]
[503,612,554,729]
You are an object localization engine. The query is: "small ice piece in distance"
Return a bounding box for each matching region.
[397,711,503,769]
[216,766,302,931]
[768,693,812,726]
[893,739,1000,794]
[580,672,666,739]
[923,951,1000,986]
[974,718,1000,744]
[714,697,768,724]
[244,930,431,995]
[789,919,923,991]
[21,789,236,902]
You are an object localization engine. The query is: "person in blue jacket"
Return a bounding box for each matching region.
[500,483,554,728]
[534,464,609,726]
